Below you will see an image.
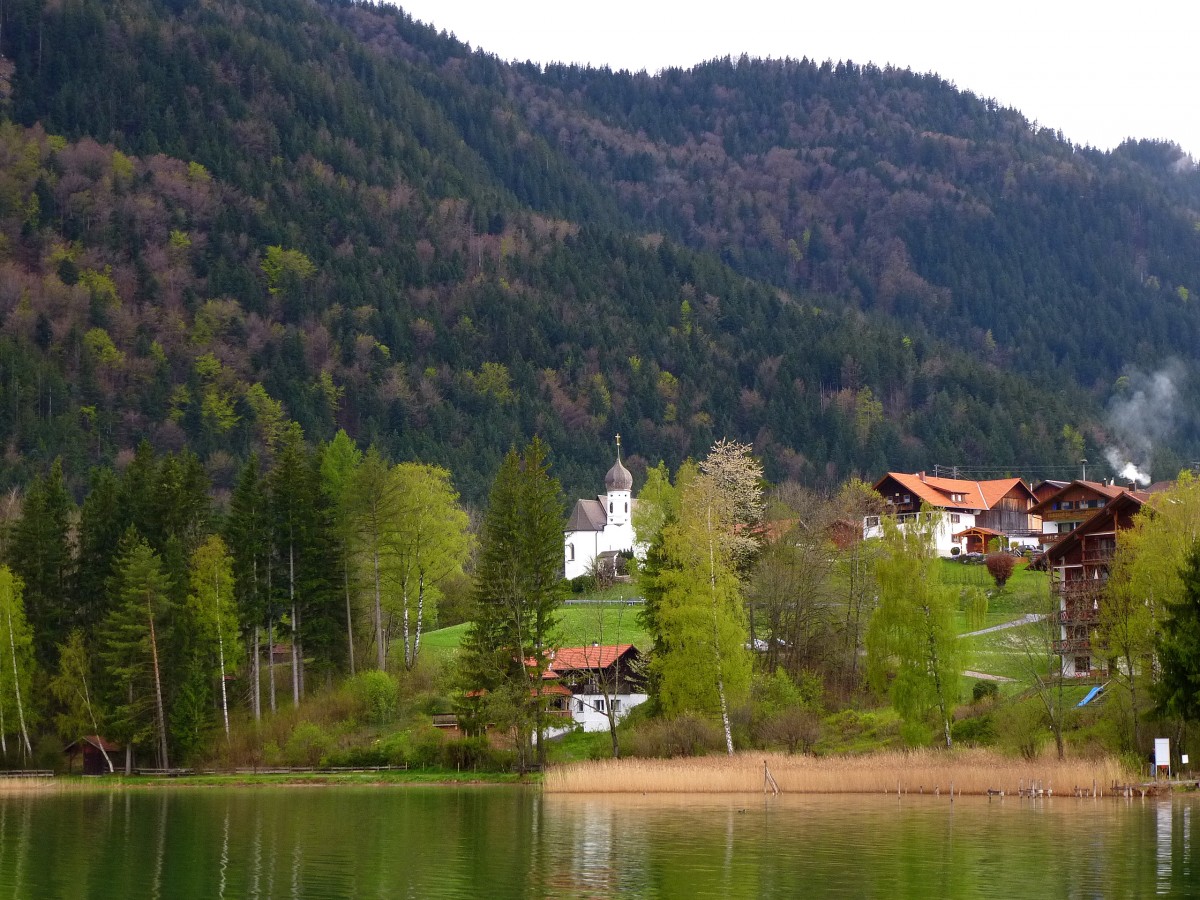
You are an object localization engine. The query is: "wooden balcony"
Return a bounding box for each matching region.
[1054,580,1104,599]
[1052,638,1092,654]
[1057,607,1099,625]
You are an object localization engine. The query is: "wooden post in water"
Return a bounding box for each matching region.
[763,760,779,796]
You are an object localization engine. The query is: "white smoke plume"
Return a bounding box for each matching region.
[1103,361,1185,486]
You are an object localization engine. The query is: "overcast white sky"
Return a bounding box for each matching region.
[396,0,1199,159]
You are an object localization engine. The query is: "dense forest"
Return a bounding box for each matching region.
[0,0,1191,503]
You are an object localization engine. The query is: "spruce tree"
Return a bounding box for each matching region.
[459,438,564,769]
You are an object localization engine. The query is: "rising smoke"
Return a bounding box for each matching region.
[1103,361,1185,486]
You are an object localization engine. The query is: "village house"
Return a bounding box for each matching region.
[1043,491,1147,677]
[563,438,646,580]
[864,472,1041,555]
[543,644,647,732]
[1028,479,1134,545]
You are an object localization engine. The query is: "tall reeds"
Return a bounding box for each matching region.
[544,750,1133,795]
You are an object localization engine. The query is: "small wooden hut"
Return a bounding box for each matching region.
[64,735,121,775]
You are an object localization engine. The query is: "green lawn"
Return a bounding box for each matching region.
[422,601,651,663]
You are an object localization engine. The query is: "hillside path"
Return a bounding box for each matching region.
[959,613,1045,638]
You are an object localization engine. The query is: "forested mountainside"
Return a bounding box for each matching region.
[0,0,1196,501]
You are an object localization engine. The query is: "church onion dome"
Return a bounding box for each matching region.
[605,458,633,492]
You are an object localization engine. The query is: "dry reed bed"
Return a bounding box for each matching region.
[545,750,1133,795]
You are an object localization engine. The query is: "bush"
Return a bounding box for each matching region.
[951,713,996,747]
[442,736,514,772]
[285,722,332,767]
[972,680,1000,704]
[568,574,595,594]
[348,670,399,727]
[627,714,724,758]
[986,553,1015,588]
[760,707,822,754]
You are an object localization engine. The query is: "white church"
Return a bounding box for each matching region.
[563,438,645,580]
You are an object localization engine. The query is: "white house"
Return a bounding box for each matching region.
[564,440,645,580]
[545,645,648,732]
[864,472,1040,556]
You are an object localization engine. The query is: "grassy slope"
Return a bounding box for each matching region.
[423,599,652,662]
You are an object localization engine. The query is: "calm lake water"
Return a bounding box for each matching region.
[0,786,1196,898]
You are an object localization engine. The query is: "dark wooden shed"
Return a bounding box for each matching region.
[64,735,121,775]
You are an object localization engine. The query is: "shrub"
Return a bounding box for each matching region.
[442,737,514,772]
[951,713,997,747]
[760,707,822,754]
[986,552,1015,588]
[348,670,399,727]
[628,714,724,758]
[568,574,595,594]
[972,680,1000,704]
[285,722,332,767]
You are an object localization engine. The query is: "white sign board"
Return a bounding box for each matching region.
[1155,738,1171,768]
[1183,754,1190,766]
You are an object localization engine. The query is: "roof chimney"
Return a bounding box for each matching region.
[919,471,926,482]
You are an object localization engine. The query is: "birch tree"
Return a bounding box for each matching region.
[0,568,34,761]
[649,441,763,754]
[392,463,471,671]
[186,535,240,742]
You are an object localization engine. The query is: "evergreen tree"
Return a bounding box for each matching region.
[8,459,74,665]
[226,454,270,720]
[459,438,564,769]
[319,430,363,675]
[74,467,124,632]
[100,536,173,772]
[1155,541,1200,724]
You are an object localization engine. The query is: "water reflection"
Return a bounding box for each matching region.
[0,788,1196,897]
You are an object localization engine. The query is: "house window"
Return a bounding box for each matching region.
[949,514,960,524]
[595,698,605,712]
[611,699,621,712]
[576,699,584,713]
[1075,656,1090,674]
[864,516,880,528]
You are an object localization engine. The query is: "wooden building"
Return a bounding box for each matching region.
[63,735,121,775]
[867,472,1040,555]
[1043,492,1145,677]
[1028,480,1134,545]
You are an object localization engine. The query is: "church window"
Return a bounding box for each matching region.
[567,544,574,561]
[609,502,613,513]
[625,502,628,513]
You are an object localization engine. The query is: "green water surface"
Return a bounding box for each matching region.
[0,787,1195,898]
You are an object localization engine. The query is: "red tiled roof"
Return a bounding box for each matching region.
[875,473,1032,511]
[547,645,637,674]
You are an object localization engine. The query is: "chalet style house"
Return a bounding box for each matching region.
[543,644,647,732]
[865,472,1040,555]
[1028,479,1133,544]
[1043,491,1146,677]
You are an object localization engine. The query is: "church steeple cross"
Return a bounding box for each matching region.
[615,433,621,462]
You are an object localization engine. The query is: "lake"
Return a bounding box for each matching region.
[0,786,1196,898]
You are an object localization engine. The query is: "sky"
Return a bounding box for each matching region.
[395,0,1200,159]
